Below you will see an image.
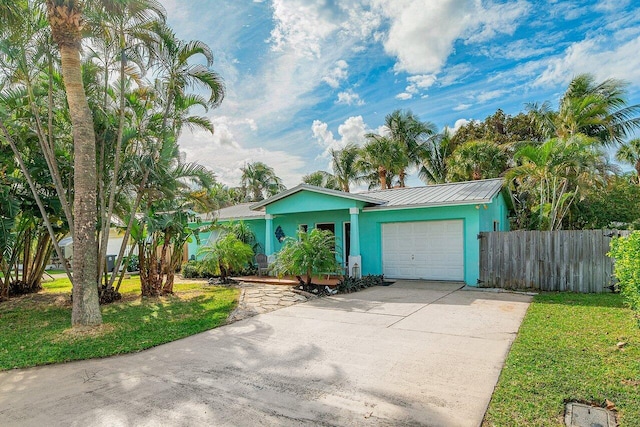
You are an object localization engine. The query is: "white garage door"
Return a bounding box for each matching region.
[382,220,464,281]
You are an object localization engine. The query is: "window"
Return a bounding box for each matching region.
[493,221,500,231]
[316,223,335,234]
[299,224,308,233]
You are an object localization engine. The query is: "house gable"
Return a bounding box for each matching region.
[265,190,369,215]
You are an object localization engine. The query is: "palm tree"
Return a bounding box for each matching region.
[616,138,640,184]
[369,109,437,187]
[152,22,224,132]
[419,127,457,184]
[302,171,340,190]
[240,162,285,201]
[528,74,640,145]
[356,135,403,189]
[330,144,359,192]
[45,0,102,326]
[507,135,608,230]
[447,140,507,182]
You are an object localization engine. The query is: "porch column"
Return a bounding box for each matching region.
[348,207,361,278]
[265,214,274,256]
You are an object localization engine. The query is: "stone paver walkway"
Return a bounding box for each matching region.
[227,282,312,322]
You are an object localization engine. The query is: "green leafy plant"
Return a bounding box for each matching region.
[609,232,640,324]
[336,274,384,294]
[272,229,341,286]
[198,233,254,282]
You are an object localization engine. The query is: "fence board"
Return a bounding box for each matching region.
[479,229,630,293]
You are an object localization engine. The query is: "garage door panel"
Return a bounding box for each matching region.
[382,220,464,281]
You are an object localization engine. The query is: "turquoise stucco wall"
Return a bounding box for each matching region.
[266,191,366,215]
[270,209,351,263]
[358,205,481,285]
[186,219,266,261]
[478,193,510,232]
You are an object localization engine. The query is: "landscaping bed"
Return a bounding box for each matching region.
[483,292,640,426]
[0,278,238,371]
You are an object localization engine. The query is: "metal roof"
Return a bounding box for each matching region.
[206,179,505,220]
[216,203,265,220]
[361,178,504,209]
[249,184,385,210]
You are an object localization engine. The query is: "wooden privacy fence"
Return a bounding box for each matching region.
[479,229,630,293]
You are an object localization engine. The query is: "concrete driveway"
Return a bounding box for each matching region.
[0,281,531,427]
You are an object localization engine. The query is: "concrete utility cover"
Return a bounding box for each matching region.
[565,403,617,427]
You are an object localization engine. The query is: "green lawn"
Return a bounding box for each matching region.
[484,293,640,426]
[0,278,239,371]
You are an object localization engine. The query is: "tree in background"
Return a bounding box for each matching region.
[528,74,640,145]
[447,140,508,182]
[379,109,436,187]
[419,127,457,184]
[330,143,360,192]
[356,134,403,189]
[616,138,640,184]
[507,135,609,230]
[302,171,340,190]
[240,162,285,201]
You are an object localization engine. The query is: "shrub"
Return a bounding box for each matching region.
[272,229,341,286]
[336,274,384,294]
[180,260,217,279]
[609,231,640,324]
[198,233,254,282]
[124,254,139,272]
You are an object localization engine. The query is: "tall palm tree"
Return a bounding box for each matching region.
[419,127,457,184]
[528,74,640,146]
[330,143,359,192]
[152,22,224,132]
[447,140,507,182]
[616,138,640,184]
[369,109,437,187]
[356,135,403,189]
[45,0,102,326]
[240,162,285,201]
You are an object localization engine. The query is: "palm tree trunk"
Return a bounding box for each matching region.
[378,167,387,189]
[58,44,102,326]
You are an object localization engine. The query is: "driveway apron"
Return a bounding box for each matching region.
[0,281,531,426]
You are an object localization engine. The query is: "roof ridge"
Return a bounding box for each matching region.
[360,177,504,195]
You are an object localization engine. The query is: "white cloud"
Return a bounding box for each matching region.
[466,0,532,43]
[268,0,338,58]
[312,116,369,159]
[595,0,630,12]
[395,92,413,100]
[438,63,473,87]
[336,89,365,106]
[322,60,349,88]
[484,39,555,60]
[476,89,508,103]
[371,0,530,74]
[534,35,640,88]
[181,122,306,188]
[451,118,472,134]
[453,103,472,111]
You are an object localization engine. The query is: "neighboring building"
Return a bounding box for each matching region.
[187,178,510,286]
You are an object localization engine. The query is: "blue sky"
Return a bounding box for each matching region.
[159,0,640,188]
